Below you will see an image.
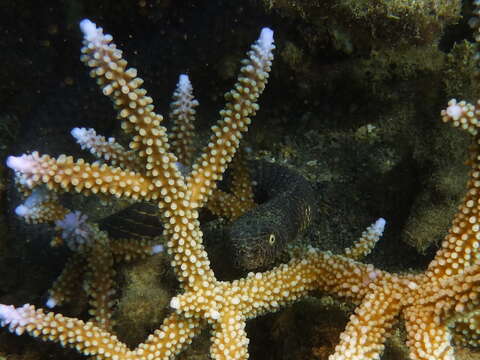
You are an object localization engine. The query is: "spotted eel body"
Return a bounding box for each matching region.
[228,160,316,270]
[100,160,316,270]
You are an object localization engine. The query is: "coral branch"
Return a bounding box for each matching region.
[46,254,87,308]
[80,19,176,184]
[186,27,274,208]
[3,14,480,360]
[71,127,141,171]
[169,74,199,166]
[344,218,386,260]
[7,152,154,200]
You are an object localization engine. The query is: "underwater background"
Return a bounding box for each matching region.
[0,0,478,359]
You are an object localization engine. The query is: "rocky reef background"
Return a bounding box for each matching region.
[0,0,478,359]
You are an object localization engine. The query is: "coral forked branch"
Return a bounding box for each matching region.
[4,18,276,360]
[2,13,480,360]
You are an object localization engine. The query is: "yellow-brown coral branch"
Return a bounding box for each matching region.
[71,127,142,171]
[80,20,178,185]
[0,304,204,360]
[330,283,403,360]
[186,28,274,208]
[85,232,116,330]
[47,254,87,308]
[7,152,155,200]
[210,308,249,360]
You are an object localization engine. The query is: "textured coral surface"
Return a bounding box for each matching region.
[1,1,480,359]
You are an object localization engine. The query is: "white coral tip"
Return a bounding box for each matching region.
[0,304,14,322]
[178,74,191,90]
[258,27,274,52]
[70,127,85,139]
[6,155,34,173]
[79,19,98,41]
[152,244,164,254]
[0,304,23,326]
[15,205,29,217]
[446,103,463,121]
[372,218,386,235]
[45,298,57,309]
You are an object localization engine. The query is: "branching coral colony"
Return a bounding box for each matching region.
[1,13,480,360]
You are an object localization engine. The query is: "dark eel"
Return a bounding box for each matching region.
[228,160,316,270]
[99,160,316,271]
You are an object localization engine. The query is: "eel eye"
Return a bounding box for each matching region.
[268,233,276,245]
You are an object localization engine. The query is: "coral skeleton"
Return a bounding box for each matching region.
[1,16,480,360]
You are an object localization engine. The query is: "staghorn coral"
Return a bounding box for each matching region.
[9,187,164,330]
[0,14,480,360]
[2,18,275,359]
